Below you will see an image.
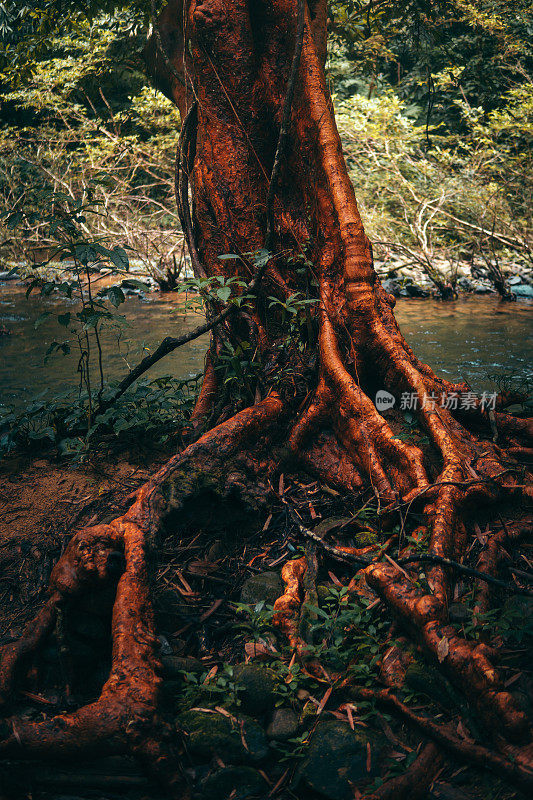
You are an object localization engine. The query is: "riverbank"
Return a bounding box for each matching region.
[373,254,533,299]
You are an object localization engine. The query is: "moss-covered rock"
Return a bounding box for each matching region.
[240,571,283,607]
[352,530,379,548]
[299,720,381,800]
[317,584,332,604]
[233,664,278,716]
[201,766,267,799]
[162,655,204,678]
[176,709,268,763]
[266,707,299,741]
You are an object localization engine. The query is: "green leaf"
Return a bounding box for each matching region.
[83,312,104,329]
[216,286,231,304]
[41,282,55,296]
[35,311,51,329]
[44,341,70,361]
[112,417,129,433]
[74,243,97,264]
[106,286,125,307]
[57,281,74,298]
[25,279,40,298]
[218,253,240,260]
[109,246,129,271]
[57,313,71,327]
[252,249,271,267]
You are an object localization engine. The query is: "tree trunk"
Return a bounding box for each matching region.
[1,1,532,796]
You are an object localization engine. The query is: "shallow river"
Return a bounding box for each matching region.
[0,284,531,409]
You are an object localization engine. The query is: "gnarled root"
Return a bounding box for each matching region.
[365,561,529,741]
[475,515,533,613]
[273,556,308,655]
[3,0,532,795]
[347,686,533,794]
[0,396,284,791]
[0,517,174,784]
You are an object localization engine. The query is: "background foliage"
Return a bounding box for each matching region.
[1,1,531,276]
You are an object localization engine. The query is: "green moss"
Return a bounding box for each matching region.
[176,709,268,763]
[317,584,332,604]
[353,530,379,548]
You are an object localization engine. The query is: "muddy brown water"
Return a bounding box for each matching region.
[0,283,532,408]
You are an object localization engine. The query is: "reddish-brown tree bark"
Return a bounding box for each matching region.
[1,1,532,795]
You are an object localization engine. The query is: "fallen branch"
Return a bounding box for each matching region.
[96,260,269,415]
[398,553,533,597]
[282,497,533,597]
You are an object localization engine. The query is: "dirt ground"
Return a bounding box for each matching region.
[0,451,165,645]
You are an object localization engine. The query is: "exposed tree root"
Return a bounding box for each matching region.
[0,518,174,782]
[346,686,533,795]
[273,556,309,656]
[365,561,529,740]
[0,396,284,792]
[368,742,443,800]
[475,515,533,613]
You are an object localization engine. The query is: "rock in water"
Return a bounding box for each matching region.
[512,284,533,298]
[240,571,283,606]
[300,720,380,800]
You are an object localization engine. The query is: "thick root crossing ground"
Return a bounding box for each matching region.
[1,0,533,798]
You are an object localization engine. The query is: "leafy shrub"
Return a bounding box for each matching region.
[0,374,200,460]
